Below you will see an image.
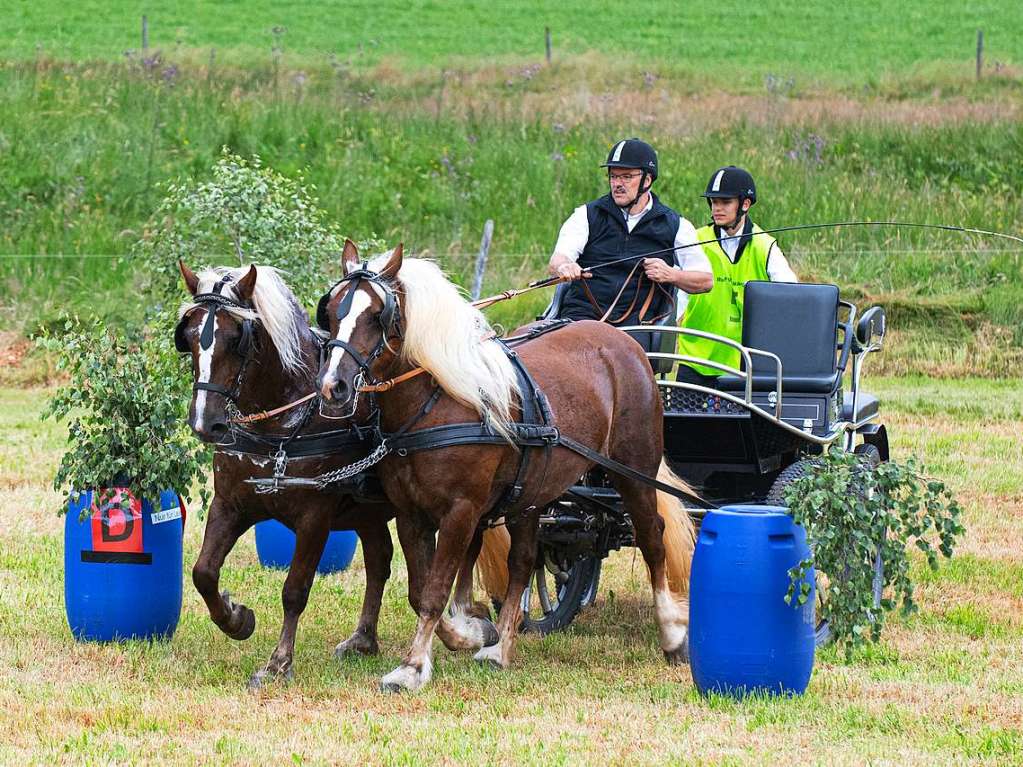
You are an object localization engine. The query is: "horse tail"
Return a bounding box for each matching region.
[476,524,511,602]
[656,458,698,604]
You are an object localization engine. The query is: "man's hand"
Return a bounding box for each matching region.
[548,254,590,281]
[643,258,677,284]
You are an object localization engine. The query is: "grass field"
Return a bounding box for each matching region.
[1,377,1021,765]
[8,1,1023,85]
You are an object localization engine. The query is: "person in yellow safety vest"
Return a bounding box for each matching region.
[676,166,798,386]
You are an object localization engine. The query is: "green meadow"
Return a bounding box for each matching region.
[2,378,1021,764]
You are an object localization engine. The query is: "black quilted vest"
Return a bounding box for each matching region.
[560,193,680,323]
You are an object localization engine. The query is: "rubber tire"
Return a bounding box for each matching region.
[520,554,602,635]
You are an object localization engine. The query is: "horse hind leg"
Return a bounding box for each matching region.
[192,498,256,642]
[335,517,393,660]
[249,519,329,690]
[435,527,499,652]
[612,476,691,665]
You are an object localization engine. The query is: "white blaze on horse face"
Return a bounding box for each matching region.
[193,311,217,432]
[321,289,374,398]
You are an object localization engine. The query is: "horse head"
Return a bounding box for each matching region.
[316,239,405,411]
[176,261,311,442]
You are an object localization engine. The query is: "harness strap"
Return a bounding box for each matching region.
[555,433,713,509]
[230,392,319,425]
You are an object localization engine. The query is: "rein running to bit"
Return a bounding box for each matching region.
[244,219,1020,426]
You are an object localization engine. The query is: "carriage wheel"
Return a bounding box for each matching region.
[518,550,602,635]
[766,444,884,648]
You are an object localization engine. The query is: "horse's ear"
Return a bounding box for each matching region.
[235,265,258,302]
[379,243,404,280]
[179,260,199,296]
[341,239,360,275]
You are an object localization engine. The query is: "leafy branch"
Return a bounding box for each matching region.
[783,447,964,654]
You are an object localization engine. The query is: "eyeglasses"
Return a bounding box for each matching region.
[608,172,642,183]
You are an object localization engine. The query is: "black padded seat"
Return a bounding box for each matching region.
[842,391,879,423]
[715,281,843,395]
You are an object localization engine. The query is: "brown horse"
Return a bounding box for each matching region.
[317,242,695,693]
[176,261,494,689]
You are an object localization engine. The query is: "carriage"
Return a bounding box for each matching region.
[177,252,890,690]
[516,279,889,644]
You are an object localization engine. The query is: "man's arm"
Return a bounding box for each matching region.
[642,217,713,293]
[547,205,591,279]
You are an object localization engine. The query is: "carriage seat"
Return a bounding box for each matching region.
[717,281,846,395]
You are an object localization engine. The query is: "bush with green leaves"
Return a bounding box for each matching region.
[783,447,964,654]
[39,317,210,516]
[132,147,346,308]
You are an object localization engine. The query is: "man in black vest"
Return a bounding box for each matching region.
[546,138,713,351]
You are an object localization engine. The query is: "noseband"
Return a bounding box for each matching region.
[175,274,256,406]
[316,266,402,383]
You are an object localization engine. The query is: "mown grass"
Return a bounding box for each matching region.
[8,0,1023,88]
[1,377,1021,764]
[1,58,1021,376]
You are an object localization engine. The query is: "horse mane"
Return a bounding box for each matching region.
[180,265,309,374]
[370,253,519,441]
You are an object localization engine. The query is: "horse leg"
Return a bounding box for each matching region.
[615,478,690,665]
[335,516,393,659]
[248,518,330,690]
[192,498,256,641]
[381,502,479,693]
[474,509,540,670]
[435,527,499,652]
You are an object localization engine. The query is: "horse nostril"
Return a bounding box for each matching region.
[209,421,228,437]
[333,379,351,403]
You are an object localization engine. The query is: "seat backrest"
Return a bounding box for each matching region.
[742,281,839,380]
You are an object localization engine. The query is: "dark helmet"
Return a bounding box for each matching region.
[702,166,757,205]
[601,138,658,180]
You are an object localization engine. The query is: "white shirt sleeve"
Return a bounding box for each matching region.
[673,217,712,274]
[767,243,798,282]
[551,205,590,263]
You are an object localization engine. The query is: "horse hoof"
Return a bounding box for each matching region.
[247,665,293,691]
[664,638,689,666]
[227,605,256,641]
[479,618,500,648]
[473,644,506,670]
[379,663,429,694]
[334,634,379,660]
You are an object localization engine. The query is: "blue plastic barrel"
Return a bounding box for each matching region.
[254,520,358,575]
[64,488,184,642]
[689,504,815,697]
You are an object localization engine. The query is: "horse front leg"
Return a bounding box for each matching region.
[474,508,540,670]
[335,516,393,660]
[192,497,256,641]
[249,517,330,690]
[381,502,478,693]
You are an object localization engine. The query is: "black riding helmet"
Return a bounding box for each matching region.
[601,138,658,211]
[702,166,757,204]
[702,166,756,229]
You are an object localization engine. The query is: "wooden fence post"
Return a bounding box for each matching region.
[142,15,149,53]
[976,29,983,80]
[472,220,495,301]
[545,27,552,64]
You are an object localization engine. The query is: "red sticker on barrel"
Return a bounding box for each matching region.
[90,489,143,553]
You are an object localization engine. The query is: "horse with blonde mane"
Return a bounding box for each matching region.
[317,241,696,693]
[176,261,494,689]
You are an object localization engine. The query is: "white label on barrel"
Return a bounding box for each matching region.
[151,507,182,524]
